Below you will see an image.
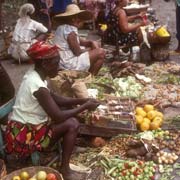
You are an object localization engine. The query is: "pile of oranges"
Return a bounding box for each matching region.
[135,104,164,131]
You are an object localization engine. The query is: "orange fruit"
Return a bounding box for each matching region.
[150,121,160,130]
[144,104,154,112]
[147,110,156,120]
[155,111,164,119]
[140,121,150,131]
[153,117,163,126]
[135,115,144,125]
[136,107,147,117]
[143,118,151,124]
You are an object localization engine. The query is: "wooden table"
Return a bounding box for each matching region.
[79,123,137,138]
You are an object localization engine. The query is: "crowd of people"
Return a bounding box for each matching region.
[0,0,177,180]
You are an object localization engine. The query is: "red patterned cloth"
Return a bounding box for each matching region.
[5,120,52,157]
[26,41,60,60]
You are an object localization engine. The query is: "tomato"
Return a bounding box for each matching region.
[47,173,57,180]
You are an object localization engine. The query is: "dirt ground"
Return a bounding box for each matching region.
[0,0,179,92]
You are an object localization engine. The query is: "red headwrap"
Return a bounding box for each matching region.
[26,41,60,60]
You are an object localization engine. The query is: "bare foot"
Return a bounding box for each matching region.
[59,167,78,180]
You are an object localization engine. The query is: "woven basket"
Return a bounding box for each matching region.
[2,166,63,180]
[50,70,91,97]
[0,159,6,179]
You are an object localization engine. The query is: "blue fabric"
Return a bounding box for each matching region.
[176,5,180,41]
[0,98,15,119]
[52,0,72,14]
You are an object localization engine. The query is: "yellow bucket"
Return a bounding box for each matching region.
[155,26,170,37]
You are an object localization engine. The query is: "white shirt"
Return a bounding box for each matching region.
[12,17,48,43]
[11,69,49,125]
[53,24,79,51]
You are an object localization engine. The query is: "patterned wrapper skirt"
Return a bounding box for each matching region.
[4,120,52,157]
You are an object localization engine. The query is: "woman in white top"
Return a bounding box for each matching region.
[8,3,48,63]
[53,4,105,75]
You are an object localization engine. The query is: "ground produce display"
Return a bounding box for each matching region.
[135,104,164,131]
[100,158,156,180]
[70,130,180,179]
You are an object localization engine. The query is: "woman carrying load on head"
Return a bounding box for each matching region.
[52,4,105,75]
[8,3,48,63]
[5,41,100,180]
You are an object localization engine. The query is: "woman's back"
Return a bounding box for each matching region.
[12,17,47,43]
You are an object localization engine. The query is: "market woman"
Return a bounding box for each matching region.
[105,0,147,46]
[53,4,105,75]
[8,3,48,63]
[5,41,100,180]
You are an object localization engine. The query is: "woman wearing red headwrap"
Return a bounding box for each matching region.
[5,41,100,180]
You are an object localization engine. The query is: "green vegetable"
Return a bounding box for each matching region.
[108,166,117,175]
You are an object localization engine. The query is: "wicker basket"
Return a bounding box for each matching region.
[2,166,63,180]
[0,159,6,179]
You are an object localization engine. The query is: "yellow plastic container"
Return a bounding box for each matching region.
[155,26,170,37]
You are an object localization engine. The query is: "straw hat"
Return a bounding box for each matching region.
[54,4,93,21]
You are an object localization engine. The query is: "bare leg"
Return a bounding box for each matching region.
[50,118,79,179]
[88,48,105,75]
[89,58,104,75]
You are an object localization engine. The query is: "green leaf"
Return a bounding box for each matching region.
[41,136,50,148]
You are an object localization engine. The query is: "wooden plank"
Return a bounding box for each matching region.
[79,124,137,138]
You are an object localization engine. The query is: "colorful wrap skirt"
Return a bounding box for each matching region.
[5,120,52,157]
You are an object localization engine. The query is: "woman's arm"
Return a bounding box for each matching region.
[67,31,85,56]
[34,87,99,123]
[50,91,89,106]
[80,38,100,49]
[127,14,141,22]
[118,9,145,33]
[127,11,146,22]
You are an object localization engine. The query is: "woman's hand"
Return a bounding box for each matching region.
[85,99,100,111]
[138,11,146,18]
[91,41,100,49]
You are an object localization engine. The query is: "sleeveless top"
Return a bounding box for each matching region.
[106,10,138,46]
